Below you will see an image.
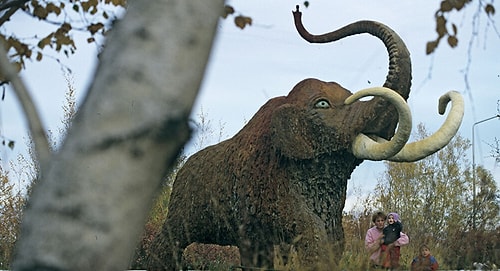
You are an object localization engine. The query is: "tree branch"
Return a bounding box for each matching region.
[0,44,51,171]
[0,0,28,12]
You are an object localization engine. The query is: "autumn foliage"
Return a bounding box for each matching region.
[426,0,496,54]
[0,0,126,83]
[0,166,25,269]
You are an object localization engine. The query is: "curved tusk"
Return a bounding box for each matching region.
[384,90,464,162]
[345,87,412,161]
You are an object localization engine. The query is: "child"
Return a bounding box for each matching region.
[411,244,439,271]
[382,212,403,245]
[380,212,403,269]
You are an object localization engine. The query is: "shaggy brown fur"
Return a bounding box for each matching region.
[145,79,387,270]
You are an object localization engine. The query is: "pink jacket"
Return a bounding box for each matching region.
[365,226,409,264]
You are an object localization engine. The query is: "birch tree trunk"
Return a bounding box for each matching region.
[13,0,224,270]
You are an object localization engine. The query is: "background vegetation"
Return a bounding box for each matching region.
[0,76,77,269]
[339,124,500,270]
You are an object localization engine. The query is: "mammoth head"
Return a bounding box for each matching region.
[269,80,464,162]
[270,78,356,159]
[270,7,465,162]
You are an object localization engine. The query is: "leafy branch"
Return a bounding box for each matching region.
[427,0,497,54]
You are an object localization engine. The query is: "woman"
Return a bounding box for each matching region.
[365,211,409,270]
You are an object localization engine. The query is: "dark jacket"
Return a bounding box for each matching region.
[382,221,402,245]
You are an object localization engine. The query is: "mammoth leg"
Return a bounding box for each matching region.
[146,223,188,271]
[238,222,275,270]
[271,208,340,270]
[239,242,274,270]
[292,216,338,270]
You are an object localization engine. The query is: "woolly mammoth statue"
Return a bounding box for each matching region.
[145,6,464,270]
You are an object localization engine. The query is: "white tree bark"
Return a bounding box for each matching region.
[13,0,224,270]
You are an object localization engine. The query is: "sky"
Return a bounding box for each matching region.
[1,1,499,210]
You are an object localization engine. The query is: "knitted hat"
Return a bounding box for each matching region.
[388,212,400,222]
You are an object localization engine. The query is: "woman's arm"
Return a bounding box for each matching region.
[394,231,409,246]
[365,228,382,253]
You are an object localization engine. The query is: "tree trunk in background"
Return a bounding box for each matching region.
[13,0,223,270]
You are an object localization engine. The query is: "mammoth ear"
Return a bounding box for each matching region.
[270,104,315,159]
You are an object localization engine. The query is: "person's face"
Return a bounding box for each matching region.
[420,247,431,257]
[387,215,395,224]
[374,217,385,229]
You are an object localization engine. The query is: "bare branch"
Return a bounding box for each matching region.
[0,0,28,12]
[0,45,50,171]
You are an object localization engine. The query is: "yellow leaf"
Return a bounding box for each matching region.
[8,38,29,56]
[33,5,48,19]
[46,3,61,15]
[60,23,72,32]
[453,0,467,11]
[88,23,104,35]
[81,1,91,12]
[37,34,53,49]
[234,16,252,30]
[110,0,126,6]
[447,35,458,48]
[426,40,439,55]
[440,0,453,12]
[8,140,15,150]
[436,15,447,37]
[222,5,234,19]
[485,4,495,16]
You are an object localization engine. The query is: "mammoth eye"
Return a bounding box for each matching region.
[314,99,331,109]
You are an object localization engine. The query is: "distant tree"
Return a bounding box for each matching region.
[369,123,500,269]
[487,136,500,166]
[374,124,471,240]
[0,166,25,269]
[473,166,500,231]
